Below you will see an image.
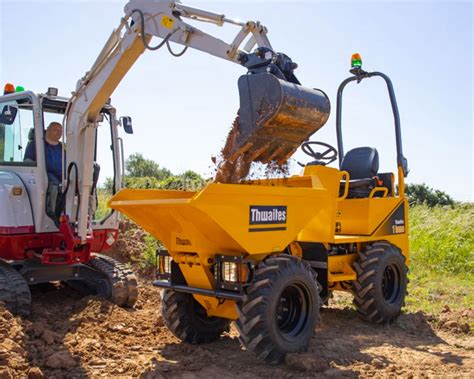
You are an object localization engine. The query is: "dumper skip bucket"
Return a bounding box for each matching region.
[229,73,331,164]
[108,183,336,257]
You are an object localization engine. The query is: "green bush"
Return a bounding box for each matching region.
[95,188,112,220]
[141,234,162,270]
[405,183,454,207]
[409,203,474,275]
[125,176,162,189]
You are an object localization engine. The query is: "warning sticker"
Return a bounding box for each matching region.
[161,16,174,29]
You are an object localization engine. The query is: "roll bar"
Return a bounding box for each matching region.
[335,71,408,178]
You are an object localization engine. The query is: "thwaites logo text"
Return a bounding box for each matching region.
[249,206,287,225]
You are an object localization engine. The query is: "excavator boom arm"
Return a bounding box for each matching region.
[65,0,273,242]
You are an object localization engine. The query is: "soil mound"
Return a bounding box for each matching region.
[1,284,472,378]
[0,303,32,378]
[437,306,472,334]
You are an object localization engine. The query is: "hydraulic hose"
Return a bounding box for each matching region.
[131,9,178,51]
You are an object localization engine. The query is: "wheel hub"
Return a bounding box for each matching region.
[276,282,310,342]
[382,263,402,304]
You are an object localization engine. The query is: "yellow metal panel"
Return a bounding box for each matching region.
[327,254,357,282]
[336,197,402,235]
[179,263,238,319]
[302,165,344,198]
[110,183,337,258]
[247,166,343,198]
[193,183,336,254]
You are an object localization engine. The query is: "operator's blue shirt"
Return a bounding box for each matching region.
[24,140,63,183]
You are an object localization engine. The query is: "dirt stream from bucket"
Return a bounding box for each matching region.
[214,115,252,184]
[214,115,290,184]
[1,222,473,378]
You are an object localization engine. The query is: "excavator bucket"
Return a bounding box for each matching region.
[227,73,331,164]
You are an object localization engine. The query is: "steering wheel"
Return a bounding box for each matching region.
[301,141,338,166]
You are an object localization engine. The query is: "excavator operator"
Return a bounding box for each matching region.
[24,121,64,220]
[24,121,63,184]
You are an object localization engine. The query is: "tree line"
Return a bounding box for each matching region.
[104,153,208,191]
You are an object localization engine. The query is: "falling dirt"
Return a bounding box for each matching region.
[214,115,294,184]
[0,282,472,378]
[215,115,252,184]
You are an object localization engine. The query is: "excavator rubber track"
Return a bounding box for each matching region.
[0,259,31,316]
[87,254,139,307]
[66,254,138,307]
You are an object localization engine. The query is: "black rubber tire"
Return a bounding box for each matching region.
[236,255,320,364]
[352,242,408,323]
[161,289,230,344]
[87,254,139,307]
[0,260,31,316]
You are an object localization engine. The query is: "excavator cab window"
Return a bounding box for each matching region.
[41,100,67,224]
[0,96,34,166]
[93,110,116,221]
[40,99,119,224]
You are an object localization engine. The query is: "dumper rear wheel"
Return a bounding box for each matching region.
[161,290,230,344]
[352,242,408,323]
[236,255,320,364]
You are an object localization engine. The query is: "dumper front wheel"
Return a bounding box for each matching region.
[236,255,320,364]
[161,290,230,344]
[352,242,408,323]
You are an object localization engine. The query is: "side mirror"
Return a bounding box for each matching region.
[0,105,18,125]
[120,116,133,134]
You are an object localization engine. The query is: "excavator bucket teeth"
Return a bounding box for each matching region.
[229,73,331,164]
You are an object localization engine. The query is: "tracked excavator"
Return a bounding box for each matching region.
[0,1,328,317]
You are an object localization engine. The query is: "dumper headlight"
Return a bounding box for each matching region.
[222,261,239,283]
[215,255,253,292]
[156,250,172,280]
[160,255,172,274]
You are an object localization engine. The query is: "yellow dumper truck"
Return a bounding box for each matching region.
[109,56,409,363]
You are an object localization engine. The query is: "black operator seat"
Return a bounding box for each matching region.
[340,147,380,198]
[341,147,379,180]
[23,127,36,162]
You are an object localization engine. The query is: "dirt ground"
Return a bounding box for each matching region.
[1,279,472,379]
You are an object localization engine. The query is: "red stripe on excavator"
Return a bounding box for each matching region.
[0,226,35,235]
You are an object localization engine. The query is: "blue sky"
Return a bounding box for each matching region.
[1,1,472,200]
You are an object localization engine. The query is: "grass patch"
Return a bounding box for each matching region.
[409,203,473,275]
[407,203,474,314]
[406,268,474,314]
